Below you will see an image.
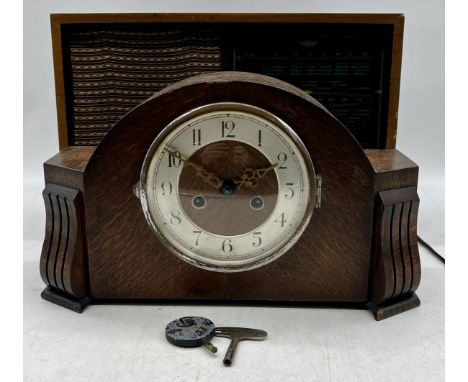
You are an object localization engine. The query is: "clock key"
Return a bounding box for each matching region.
[214,327,268,366]
[165,316,217,353]
[165,318,268,366]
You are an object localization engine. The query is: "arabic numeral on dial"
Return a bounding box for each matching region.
[252,232,262,247]
[168,151,181,168]
[192,129,201,146]
[161,181,173,196]
[285,183,295,199]
[169,210,181,225]
[274,213,287,228]
[221,121,235,138]
[277,152,288,169]
[222,239,233,253]
[192,230,202,246]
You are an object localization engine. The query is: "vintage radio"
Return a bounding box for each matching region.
[40,14,419,320]
[51,13,404,149]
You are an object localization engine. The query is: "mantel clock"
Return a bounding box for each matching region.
[40,71,420,320]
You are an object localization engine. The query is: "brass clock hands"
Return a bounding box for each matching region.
[165,148,223,189]
[165,148,277,190]
[234,163,279,189]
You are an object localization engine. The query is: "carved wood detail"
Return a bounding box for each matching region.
[370,186,421,305]
[40,183,88,299]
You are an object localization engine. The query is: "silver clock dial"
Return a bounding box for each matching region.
[140,103,315,272]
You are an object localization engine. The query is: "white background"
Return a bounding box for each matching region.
[21,1,446,381]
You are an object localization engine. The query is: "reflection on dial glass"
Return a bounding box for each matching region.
[142,103,315,271]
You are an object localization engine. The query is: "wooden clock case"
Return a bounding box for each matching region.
[40,72,420,320]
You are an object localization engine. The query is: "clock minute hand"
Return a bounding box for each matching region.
[234,163,279,189]
[165,148,223,189]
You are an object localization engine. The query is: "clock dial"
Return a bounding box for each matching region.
[140,103,316,271]
[178,141,278,236]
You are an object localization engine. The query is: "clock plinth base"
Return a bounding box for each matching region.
[368,293,420,321]
[41,286,92,313]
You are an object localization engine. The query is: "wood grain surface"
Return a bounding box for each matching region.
[40,183,88,299]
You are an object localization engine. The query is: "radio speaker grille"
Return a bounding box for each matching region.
[68,29,222,145]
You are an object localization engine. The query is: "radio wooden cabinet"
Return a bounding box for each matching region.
[50,13,404,149]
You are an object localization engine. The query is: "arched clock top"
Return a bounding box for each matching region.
[86,72,375,178]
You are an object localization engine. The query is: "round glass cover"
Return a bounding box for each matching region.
[140,103,316,272]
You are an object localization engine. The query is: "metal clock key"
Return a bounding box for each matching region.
[165,316,268,366]
[214,327,268,366]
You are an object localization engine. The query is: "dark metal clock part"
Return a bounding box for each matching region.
[165,316,217,353]
[219,179,237,196]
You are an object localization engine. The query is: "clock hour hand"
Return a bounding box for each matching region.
[234,163,278,189]
[165,148,223,189]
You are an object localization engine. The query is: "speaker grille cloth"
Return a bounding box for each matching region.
[69,29,222,145]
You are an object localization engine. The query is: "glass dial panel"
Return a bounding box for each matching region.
[141,103,315,271]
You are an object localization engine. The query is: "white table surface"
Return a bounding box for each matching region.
[24,240,444,382]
